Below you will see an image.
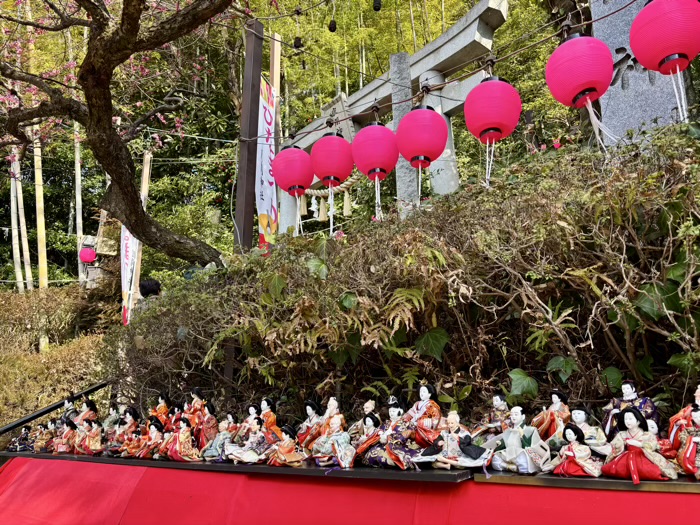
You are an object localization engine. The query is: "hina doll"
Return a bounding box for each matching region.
[167,417,202,462]
[150,392,171,426]
[73,420,94,455]
[490,406,548,474]
[678,404,700,480]
[74,398,98,426]
[103,404,120,442]
[164,404,183,433]
[403,384,443,447]
[6,425,34,453]
[53,420,78,455]
[348,400,378,441]
[37,419,58,453]
[668,383,700,449]
[311,414,354,468]
[570,406,611,457]
[267,425,306,468]
[197,403,219,449]
[471,394,511,441]
[351,414,382,466]
[364,397,422,470]
[83,420,105,456]
[32,423,53,453]
[104,418,129,456]
[123,407,140,436]
[225,416,268,464]
[120,430,147,458]
[319,397,346,434]
[61,398,78,424]
[136,419,164,459]
[545,423,602,477]
[531,390,570,441]
[414,411,491,470]
[260,398,283,443]
[232,404,260,443]
[225,412,238,434]
[602,380,658,438]
[601,407,678,485]
[185,387,207,442]
[646,419,677,460]
[201,421,232,462]
[297,400,323,452]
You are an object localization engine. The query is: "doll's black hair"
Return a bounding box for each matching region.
[247,404,260,415]
[281,424,297,439]
[262,397,275,411]
[206,402,217,417]
[616,407,648,432]
[304,400,321,414]
[191,387,205,400]
[84,398,98,413]
[253,416,264,428]
[562,423,585,444]
[551,389,569,405]
[419,384,436,399]
[364,414,381,429]
[158,392,172,406]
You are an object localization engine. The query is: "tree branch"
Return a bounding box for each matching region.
[120,0,146,39]
[74,0,111,27]
[0,12,90,31]
[122,93,186,142]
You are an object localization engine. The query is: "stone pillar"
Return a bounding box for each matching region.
[419,70,460,195]
[278,188,296,236]
[592,0,680,142]
[390,52,418,219]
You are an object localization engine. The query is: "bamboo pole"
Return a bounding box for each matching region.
[13,150,33,290]
[128,151,153,314]
[9,159,25,294]
[67,29,84,284]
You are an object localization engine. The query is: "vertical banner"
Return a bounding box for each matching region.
[256,76,278,255]
[120,226,139,326]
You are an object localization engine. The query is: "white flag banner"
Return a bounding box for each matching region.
[120,225,140,325]
[255,77,278,254]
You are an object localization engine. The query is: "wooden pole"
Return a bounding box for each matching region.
[67,29,84,285]
[129,151,152,313]
[9,159,25,293]
[13,150,33,290]
[33,133,48,291]
[234,19,264,250]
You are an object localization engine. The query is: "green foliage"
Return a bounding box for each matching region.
[509,368,538,398]
[415,328,450,362]
[546,355,579,383]
[601,367,623,393]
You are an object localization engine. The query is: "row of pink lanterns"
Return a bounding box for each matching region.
[272,0,700,233]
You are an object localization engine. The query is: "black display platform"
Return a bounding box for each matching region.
[473,470,700,494]
[0,451,473,483]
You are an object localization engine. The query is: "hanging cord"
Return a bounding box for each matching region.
[295,195,304,236]
[671,65,688,123]
[584,99,618,151]
[484,138,496,188]
[417,165,422,208]
[374,177,383,221]
[328,185,335,235]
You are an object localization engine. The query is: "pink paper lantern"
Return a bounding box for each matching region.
[351,123,399,182]
[271,147,314,197]
[311,132,354,188]
[630,0,700,75]
[396,106,448,169]
[464,77,522,144]
[79,248,96,264]
[546,34,613,109]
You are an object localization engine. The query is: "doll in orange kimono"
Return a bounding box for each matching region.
[532,389,570,441]
[164,404,183,434]
[53,420,78,455]
[668,383,700,450]
[73,419,93,455]
[167,417,202,462]
[268,425,306,467]
[351,414,382,467]
[137,419,165,459]
[260,398,283,444]
[75,420,105,456]
[403,384,443,448]
[232,404,260,443]
[74,398,98,426]
[150,392,171,427]
[677,404,700,480]
[120,430,147,458]
[297,400,323,452]
[601,407,678,485]
[197,404,219,450]
[185,388,207,444]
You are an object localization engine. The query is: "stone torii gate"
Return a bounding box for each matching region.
[279,0,508,231]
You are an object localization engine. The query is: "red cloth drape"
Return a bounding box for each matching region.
[0,457,694,525]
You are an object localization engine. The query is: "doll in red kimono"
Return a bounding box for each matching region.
[403,384,443,447]
[678,404,700,480]
[668,383,700,450]
[197,403,219,450]
[260,397,283,444]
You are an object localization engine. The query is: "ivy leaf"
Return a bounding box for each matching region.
[635,355,654,381]
[438,394,455,404]
[266,273,287,300]
[340,292,358,310]
[546,355,579,383]
[633,282,681,321]
[601,366,623,392]
[307,257,329,280]
[415,328,449,362]
[509,368,538,397]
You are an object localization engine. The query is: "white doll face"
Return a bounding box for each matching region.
[623,412,639,430]
[248,406,257,416]
[251,419,260,432]
[446,413,460,432]
[159,396,164,404]
[621,384,635,398]
[110,407,116,415]
[695,384,700,399]
[149,425,158,436]
[81,402,88,411]
[227,414,234,422]
[564,429,577,443]
[205,406,211,416]
[692,410,700,426]
[282,431,290,441]
[388,407,402,420]
[647,420,658,435]
[551,394,560,404]
[306,405,314,417]
[125,413,133,423]
[510,407,524,426]
[364,417,375,430]
[261,399,269,410]
[82,420,90,430]
[571,410,587,424]
[419,387,430,401]
[363,401,374,415]
[179,420,187,430]
[218,421,228,432]
[48,421,55,430]
[327,397,338,412]
[493,396,506,409]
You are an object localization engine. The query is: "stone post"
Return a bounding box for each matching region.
[419,70,460,195]
[390,52,418,219]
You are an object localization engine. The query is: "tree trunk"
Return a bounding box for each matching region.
[441,0,446,33]
[13,151,33,290]
[408,0,418,53]
[421,0,432,43]
[9,162,25,294]
[223,26,244,117]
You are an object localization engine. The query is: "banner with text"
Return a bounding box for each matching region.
[256,77,278,255]
[120,226,139,326]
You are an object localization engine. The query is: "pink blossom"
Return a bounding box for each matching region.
[333,230,346,240]
[553,140,561,150]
